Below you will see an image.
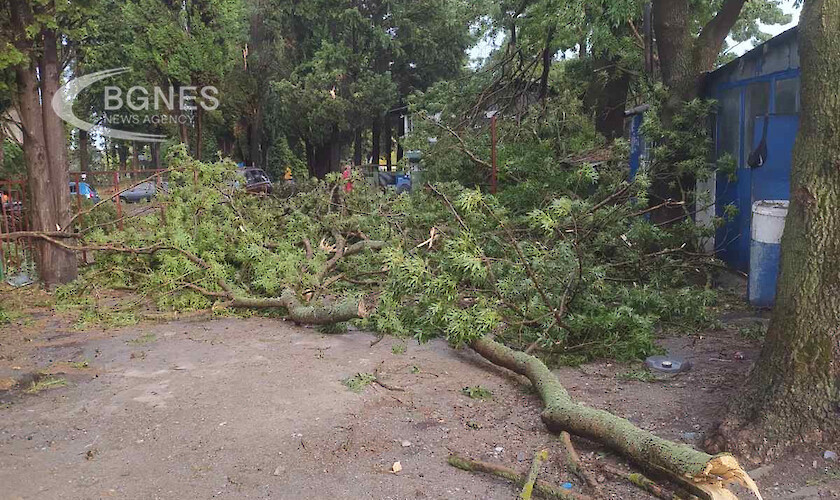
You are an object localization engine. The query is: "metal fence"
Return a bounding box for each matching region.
[0,169,168,281]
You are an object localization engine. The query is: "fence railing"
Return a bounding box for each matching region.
[0,169,169,280]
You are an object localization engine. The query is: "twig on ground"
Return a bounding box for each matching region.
[447,454,591,500]
[520,449,549,500]
[601,464,688,500]
[559,431,600,492]
[373,361,406,392]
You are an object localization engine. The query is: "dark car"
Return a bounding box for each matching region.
[70,181,100,203]
[236,167,273,194]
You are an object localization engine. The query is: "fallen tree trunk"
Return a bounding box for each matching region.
[469,336,761,500]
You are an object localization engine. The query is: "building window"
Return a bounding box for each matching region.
[744,82,770,165]
[717,89,740,161]
[775,78,799,115]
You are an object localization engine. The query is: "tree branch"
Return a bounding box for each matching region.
[698,0,748,51]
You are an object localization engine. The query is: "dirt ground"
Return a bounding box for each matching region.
[0,288,838,499]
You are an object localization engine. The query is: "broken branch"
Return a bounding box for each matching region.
[469,336,762,500]
[559,431,600,491]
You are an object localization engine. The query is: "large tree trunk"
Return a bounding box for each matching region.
[649,0,747,223]
[249,108,262,167]
[538,27,556,102]
[652,0,746,109]
[311,143,331,179]
[354,129,363,166]
[132,142,140,171]
[39,28,77,284]
[583,58,631,141]
[118,142,128,172]
[384,115,392,170]
[14,62,59,285]
[710,0,840,464]
[328,127,341,173]
[195,106,203,161]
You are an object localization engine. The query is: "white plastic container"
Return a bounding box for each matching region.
[749,200,789,307]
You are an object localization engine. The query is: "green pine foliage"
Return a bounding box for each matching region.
[67,130,720,365]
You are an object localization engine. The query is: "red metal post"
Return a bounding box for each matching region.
[0,181,9,273]
[113,170,123,230]
[490,114,498,195]
[18,180,30,267]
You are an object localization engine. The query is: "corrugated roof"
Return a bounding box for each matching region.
[707,26,799,79]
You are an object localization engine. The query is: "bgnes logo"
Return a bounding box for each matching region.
[52,67,219,143]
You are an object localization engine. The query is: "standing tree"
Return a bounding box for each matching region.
[710,0,840,463]
[1,0,84,286]
[652,0,790,110]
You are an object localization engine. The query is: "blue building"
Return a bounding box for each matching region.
[704,27,800,272]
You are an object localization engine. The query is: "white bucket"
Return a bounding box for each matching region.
[751,200,789,244]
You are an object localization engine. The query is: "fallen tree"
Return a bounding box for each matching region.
[27,148,761,497]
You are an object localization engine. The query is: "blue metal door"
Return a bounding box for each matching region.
[716,114,798,271]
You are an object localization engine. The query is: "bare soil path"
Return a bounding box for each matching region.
[0,310,837,499]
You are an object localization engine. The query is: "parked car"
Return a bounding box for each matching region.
[119,181,155,203]
[118,181,169,203]
[70,181,100,203]
[235,167,273,194]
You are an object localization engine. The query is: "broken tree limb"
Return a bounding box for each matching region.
[31,235,365,325]
[559,431,600,492]
[447,455,591,500]
[520,449,549,500]
[469,336,762,500]
[0,231,79,240]
[225,288,366,325]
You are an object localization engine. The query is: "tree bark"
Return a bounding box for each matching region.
[353,128,363,166]
[384,115,392,170]
[249,107,262,167]
[371,118,381,167]
[118,142,128,172]
[195,106,203,161]
[227,288,366,325]
[39,27,77,284]
[132,141,140,171]
[652,0,747,109]
[583,58,631,141]
[151,142,161,169]
[538,27,556,102]
[14,60,60,285]
[10,0,76,286]
[711,0,840,464]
